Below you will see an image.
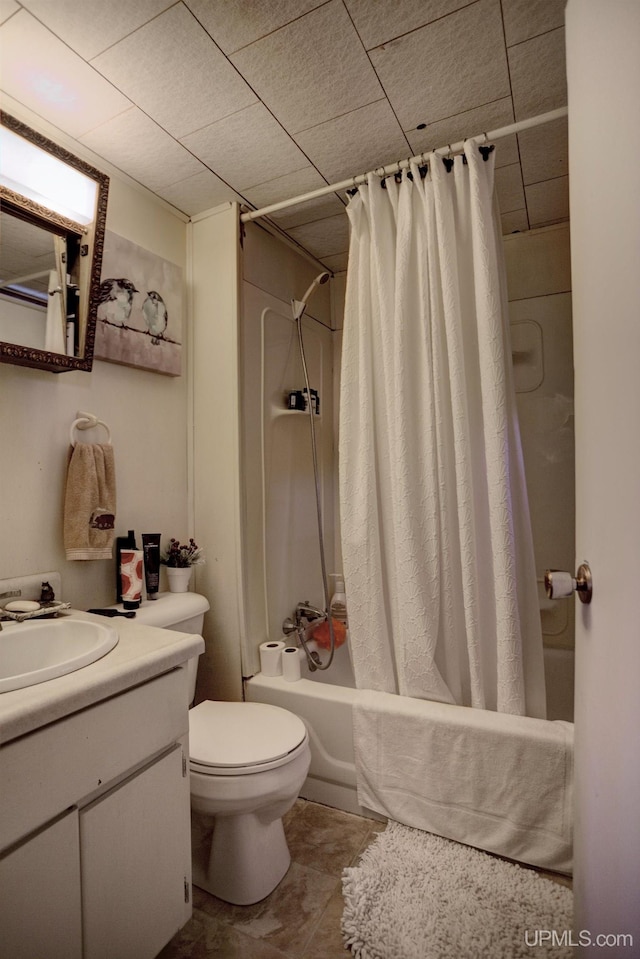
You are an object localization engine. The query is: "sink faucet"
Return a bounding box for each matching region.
[0,590,21,631]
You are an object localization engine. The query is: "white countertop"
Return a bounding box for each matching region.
[0,609,204,745]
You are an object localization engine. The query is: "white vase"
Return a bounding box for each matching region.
[166,567,192,593]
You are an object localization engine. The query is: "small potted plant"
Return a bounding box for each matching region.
[161,537,205,592]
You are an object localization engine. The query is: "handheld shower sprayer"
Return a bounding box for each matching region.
[289,269,337,671]
[291,271,330,321]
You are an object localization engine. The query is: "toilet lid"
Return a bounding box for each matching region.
[189,701,307,769]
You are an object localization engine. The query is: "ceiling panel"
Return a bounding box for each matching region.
[287,213,351,259]
[0,10,131,137]
[495,163,526,215]
[181,102,309,192]
[91,4,257,139]
[230,0,384,134]
[80,107,206,191]
[526,175,569,229]
[0,0,570,269]
[501,0,566,47]
[0,0,19,24]
[185,0,321,54]
[243,167,345,230]
[158,169,243,217]
[518,116,568,186]
[406,97,518,167]
[345,0,475,51]
[369,0,511,132]
[294,99,410,183]
[19,0,174,60]
[508,27,567,120]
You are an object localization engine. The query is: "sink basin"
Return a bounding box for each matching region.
[0,617,118,693]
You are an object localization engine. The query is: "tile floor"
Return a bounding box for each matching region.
[158,799,571,959]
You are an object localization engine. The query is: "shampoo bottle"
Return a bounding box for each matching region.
[329,574,348,626]
[115,530,137,603]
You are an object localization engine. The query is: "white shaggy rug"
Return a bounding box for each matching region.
[341,822,573,959]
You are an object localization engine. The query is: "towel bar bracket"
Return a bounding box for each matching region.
[70,410,112,446]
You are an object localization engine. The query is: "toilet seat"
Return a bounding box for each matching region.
[189,701,308,776]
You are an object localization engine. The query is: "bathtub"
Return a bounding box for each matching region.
[244,639,574,819]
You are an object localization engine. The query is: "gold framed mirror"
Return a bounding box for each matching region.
[0,112,109,372]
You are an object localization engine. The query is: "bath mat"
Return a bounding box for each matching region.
[341,821,573,959]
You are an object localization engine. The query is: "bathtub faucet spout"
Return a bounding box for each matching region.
[295,601,327,627]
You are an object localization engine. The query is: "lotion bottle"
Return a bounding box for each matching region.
[329,574,348,626]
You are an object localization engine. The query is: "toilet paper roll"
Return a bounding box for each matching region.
[546,570,575,599]
[259,641,286,676]
[282,646,302,682]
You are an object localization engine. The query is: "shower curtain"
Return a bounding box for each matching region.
[339,142,546,719]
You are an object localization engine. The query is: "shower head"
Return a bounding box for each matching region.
[292,271,331,321]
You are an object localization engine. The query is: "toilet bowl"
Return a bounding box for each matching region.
[130,591,310,905]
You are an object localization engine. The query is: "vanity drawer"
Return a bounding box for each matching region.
[0,666,189,851]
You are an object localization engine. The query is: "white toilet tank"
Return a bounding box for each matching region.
[131,592,210,702]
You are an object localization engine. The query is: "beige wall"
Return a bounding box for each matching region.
[0,158,190,611]
[190,203,244,703]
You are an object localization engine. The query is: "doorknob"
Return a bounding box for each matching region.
[544,563,593,604]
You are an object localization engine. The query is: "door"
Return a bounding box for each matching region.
[567,1,640,951]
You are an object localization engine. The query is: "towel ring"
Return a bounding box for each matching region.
[70,411,112,447]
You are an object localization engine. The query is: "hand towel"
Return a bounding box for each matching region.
[64,443,116,560]
[353,688,573,874]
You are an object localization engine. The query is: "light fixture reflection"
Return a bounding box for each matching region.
[0,126,97,226]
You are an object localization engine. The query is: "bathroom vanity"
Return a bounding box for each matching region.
[0,611,204,959]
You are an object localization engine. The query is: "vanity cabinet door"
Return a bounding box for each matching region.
[80,743,191,959]
[0,809,82,959]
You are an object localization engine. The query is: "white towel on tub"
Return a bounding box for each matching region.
[353,689,573,874]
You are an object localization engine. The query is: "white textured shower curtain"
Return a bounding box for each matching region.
[339,142,546,718]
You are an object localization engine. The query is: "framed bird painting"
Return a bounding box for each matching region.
[94,230,183,375]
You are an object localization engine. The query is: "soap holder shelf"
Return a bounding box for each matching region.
[1,602,71,623]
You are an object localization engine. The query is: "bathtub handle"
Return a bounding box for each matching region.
[544,563,593,604]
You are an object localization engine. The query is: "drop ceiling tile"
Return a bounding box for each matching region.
[157,170,241,217]
[345,0,474,50]
[526,175,569,229]
[91,4,257,139]
[19,0,174,59]
[508,27,567,121]
[320,251,349,274]
[406,97,518,168]
[185,0,320,54]
[80,107,205,191]
[0,10,131,137]
[501,0,565,47]
[0,1,19,25]
[294,100,410,183]
[287,213,350,258]
[243,167,345,229]
[370,0,510,131]
[181,102,308,192]
[230,0,383,134]
[518,116,567,185]
[501,208,529,234]
[495,162,526,214]
[243,166,329,208]
[268,193,346,230]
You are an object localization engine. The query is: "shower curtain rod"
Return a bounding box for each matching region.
[240,106,568,224]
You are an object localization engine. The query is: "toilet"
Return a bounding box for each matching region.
[132,591,311,905]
